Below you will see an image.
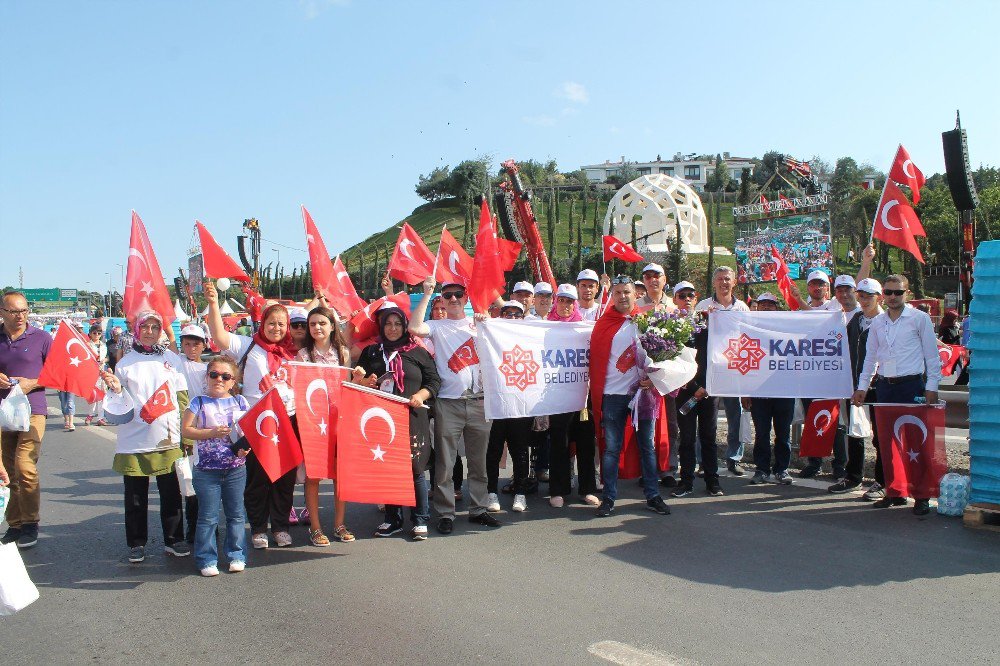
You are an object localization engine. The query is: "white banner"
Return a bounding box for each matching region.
[705,310,852,399]
[477,319,594,420]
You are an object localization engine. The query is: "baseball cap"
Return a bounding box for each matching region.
[500,300,525,313]
[556,284,579,300]
[288,307,308,323]
[672,280,696,295]
[533,282,553,295]
[642,263,665,275]
[512,281,534,294]
[180,324,207,340]
[576,269,599,283]
[756,292,778,303]
[441,281,464,289]
[806,270,831,284]
[856,278,882,295]
[833,275,857,289]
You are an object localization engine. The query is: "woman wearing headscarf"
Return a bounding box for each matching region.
[204,281,298,550]
[356,304,441,541]
[100,311,191,564]
[938,309,961,345]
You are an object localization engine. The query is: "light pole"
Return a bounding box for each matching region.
[272,248,281,299]
[116,263,124,294]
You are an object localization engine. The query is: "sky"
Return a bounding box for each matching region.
[1,0,997,291]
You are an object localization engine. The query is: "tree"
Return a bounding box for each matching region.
[830,157,866,250]
[415,165,452,202]
[737,168,752,205]
[752,151,784,188]
[705,153,730,192]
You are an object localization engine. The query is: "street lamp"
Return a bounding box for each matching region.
[116,263,124,294]
[272,248,281,299]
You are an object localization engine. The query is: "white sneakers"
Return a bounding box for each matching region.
[486,493,502,512]
[229,561,246,573]
[252,533,269,549]
[512,495,527,512]
[583,494,601,506]
[549,496,564,508]
[200,565,219,577]
[273,531,293,547]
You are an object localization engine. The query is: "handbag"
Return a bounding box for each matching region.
[0,382,31,432]
[739,411,753,443]
[0,542,40,615]
[175,455,196,497]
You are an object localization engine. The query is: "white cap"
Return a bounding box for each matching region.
[500,300,525,313]
[856,278,882,295]
[576,269,599,283]
[533,282,553,295]
[833,275,856,289]
[441,281,464,289]
[756,292,778,303]
[179,324,207,340]
[642,263,665,275]
[672,280,696,295]
[288,307,308,323]
[556,283,579,300]
[512,281,534,294]
[806,270,831,284]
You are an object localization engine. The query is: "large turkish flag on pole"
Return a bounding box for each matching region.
[798,399,840,457]
[874,404,947,498]
[237,388,303,482]
[124,211,175,324]
[469,198,505,313]
[603,235,645,263]
[289,362,349,480]
[37,320,105,401]
[302,205,367,317]
[336,383,415,506]
[872,181,926,263]
[888,144,926,204]
[388,223,436,285]
[195,221,251,282]
[435,226,474,287]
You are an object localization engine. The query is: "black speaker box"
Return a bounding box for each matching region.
[942,128,979,210]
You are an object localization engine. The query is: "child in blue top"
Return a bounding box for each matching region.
[181,356,250,577]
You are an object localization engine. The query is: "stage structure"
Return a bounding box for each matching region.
[602,174,714,254]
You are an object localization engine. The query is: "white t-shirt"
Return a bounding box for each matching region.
[179,358,207,399]
[105,349,188,454]
[225,334,294,411]
[579,304,600,321]
[425,317,481,399]
[695,295,750,313]
[603,320,648,395]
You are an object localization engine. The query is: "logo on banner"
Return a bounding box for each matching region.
[499,345,540,391]
[724,334,767,375]
[447,338,480,373]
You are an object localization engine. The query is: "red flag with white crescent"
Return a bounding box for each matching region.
[435,226,474,287]
[289,363,348,480]
[874,404,946,498]
[873,181,925,263]
[124,211,175,324]
[468,198,505,313]
[37,321,105,401]
[302,206,367,317]
[331,256,366,313]
[888,144,926,204]
[239,283,267,322]
[237,388,303,483]
[937,342,963,376]
[798,399,840,457]
[139,381,176,424]
[335,383,414,506]
[447,337,480,373]
[388,223,437,285]
[195,221,251,282]
[603,235,645,263]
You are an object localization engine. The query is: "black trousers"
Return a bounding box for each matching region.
[243,451,296,534]
[184,495,199,544]
[548,411,597,497]
[845,390,882,485]
[123,472,184,548]
[486,417,532,493]
[676,390,720,485]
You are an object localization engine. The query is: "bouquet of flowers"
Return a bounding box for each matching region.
[632,309,700,399]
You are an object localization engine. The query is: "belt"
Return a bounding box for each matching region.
[876,373,922,385]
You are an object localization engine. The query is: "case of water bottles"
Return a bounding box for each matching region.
[968,241,1000,506]
[937,473,970,516]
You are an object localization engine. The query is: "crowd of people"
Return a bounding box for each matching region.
[0,248,949,577]
[735,219,834,284]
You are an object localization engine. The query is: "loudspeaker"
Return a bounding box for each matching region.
[942,128,979,210]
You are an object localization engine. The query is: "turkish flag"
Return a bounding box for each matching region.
[335,383,415,506]
[603,235,645,263]
[238,388,303,483]
[468,198,505,313]
[770,246,801,310]
[195,221,250,282]
[447,337,479,373]
[798,399,840,457]
[874,404,947,498]
[124,211,175,324]
[615,341,638,373]
[873,181,925,263]
[239,283,267,322]
[888,144,926,204]
[760,194,770,211]
[388,223,436,285]
[302,206,367,317]
[37,321,105,401]
[435,226,474,287]
[290,363,348,480]
[349,292,411,341]
[139,381,176,424]
[938,342,964,376]
[778,194,796,211]
[498,238,522,272]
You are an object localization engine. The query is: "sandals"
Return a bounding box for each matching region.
[332,525,355,543]
[309,528,330,547]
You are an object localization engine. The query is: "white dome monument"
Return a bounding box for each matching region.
[603,174,711,254]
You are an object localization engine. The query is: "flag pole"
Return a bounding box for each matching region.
[868,146,897,244]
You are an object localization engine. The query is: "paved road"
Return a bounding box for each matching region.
[2,395,998,665]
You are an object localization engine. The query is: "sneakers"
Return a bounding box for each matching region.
[229,560,246,573]
[670,484,693,498]
[288,508,299,525]
[582,494,601,506]
[773,470,794,485]
[486,493,502,512]
[412,525,428,541]
[273,531,293,547]
[128,546,145,563]
[309,529,331,546]
[549,496,564,508]
[512,495,527,512]
[164,541,191,557]
[727,460,745,477]
[660,475,678,488]
[913,499,931,515]
[646,496,671,515]
[797,464,821,479]
[252,533,269,549]
[706,481,724,497]
[95,418,109,426]
[750,471,771,485]
[200,565,220,577]
[828,479,862,494]
[596,499,615,517]
[872,497,907,509]
[862,482,885,501]
[374,522,403,537]
[1,527,22,545]
[437,517,453,534]
[16,523,38,549]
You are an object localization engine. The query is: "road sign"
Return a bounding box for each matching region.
[22,288,61,302]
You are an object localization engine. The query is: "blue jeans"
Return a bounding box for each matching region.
[601,393,659,502]
[58,391,75,416]
[723,397,744,461]
[385,472,430,527]
[192,465,247,569]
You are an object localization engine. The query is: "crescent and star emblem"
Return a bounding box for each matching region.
[448,250,461,276]
[305,378,330,435]
[609,242,624,254]
[66,337,90,367]
[360,406,395,462]
[902,159,916,179]
[813,409,832,434]
[893,415,928,463]
[880,199,902,231]
[400,239,416,261]
[255,410,280,446]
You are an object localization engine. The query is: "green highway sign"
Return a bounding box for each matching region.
[22,288,62,302]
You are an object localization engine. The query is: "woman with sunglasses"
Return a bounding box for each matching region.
[204,281,298,550]
[181,356,250,576]
[296,306,356,545]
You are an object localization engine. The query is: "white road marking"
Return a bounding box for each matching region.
[588,640,700,666]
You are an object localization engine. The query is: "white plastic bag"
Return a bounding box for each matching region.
[847,405,873,439]
[739,411,752,443]
[0,485,9,524]
[0,542,40,615]
[175,455,196,497]
[792,399,804,425]
[0,383,31,432]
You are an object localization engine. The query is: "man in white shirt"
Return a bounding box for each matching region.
[510,281,534,314]
[636,263,676,313]
[528,282,553,320]
[410,277,499,534]
[852,274,941,515]
[695,266,750,476]
[577,269,602,321]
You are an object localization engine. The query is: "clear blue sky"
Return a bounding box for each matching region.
[1,0,996,292]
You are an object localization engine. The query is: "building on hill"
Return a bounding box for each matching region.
[581,152,755,191]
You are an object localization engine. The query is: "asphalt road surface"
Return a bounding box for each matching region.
[2,395,998,665]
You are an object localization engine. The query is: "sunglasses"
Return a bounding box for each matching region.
[208,371,235,381]
[441,290,466,300]
[290,322,308,329]
[500,312,524,319]
[676,291,696,299]
[883,289,906,296]
[611,275,632,285]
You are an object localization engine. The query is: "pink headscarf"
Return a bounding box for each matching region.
[547,300,583,322]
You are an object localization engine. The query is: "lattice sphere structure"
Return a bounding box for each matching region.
[603,175,710,253]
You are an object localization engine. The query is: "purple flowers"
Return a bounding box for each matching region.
[635,309,695,362]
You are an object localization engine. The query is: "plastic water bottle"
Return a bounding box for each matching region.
[0,485,9,524]
[678,395,700,415]
[937,473,970,516]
